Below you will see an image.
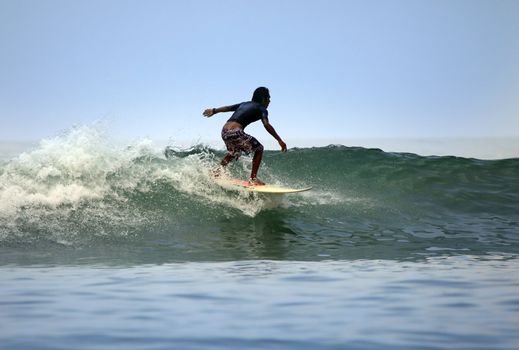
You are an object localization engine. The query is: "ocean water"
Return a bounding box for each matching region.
[1,127,518,349]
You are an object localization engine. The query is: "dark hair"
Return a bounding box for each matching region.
[252,87,270,103]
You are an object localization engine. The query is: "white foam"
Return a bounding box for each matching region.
[0,126,160,225]
[2,128,106,213]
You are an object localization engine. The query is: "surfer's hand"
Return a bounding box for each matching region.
[279,140,287,152]
[203,108,215,117]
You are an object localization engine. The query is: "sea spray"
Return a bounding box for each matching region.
[0,127,163,242]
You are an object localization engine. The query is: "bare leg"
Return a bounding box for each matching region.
[220,153,234,167]
[250,149,265,185]
[213,153,234,177]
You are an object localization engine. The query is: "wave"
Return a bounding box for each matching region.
[1,126,518,250]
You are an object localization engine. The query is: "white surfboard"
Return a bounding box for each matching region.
[214,177,312,194]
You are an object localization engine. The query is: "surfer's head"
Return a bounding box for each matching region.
[252,87,270,108]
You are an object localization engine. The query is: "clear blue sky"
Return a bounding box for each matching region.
[1,0,518,143]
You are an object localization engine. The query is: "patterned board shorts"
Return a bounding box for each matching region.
[221,128,264,159]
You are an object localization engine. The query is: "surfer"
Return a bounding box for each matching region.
[203,87,287,185]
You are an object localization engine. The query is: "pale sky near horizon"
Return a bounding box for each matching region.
[1,0,519,144]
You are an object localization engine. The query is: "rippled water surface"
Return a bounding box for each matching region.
[2,257,519,350]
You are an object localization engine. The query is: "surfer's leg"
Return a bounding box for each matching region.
[245,134,264,184]
[220,153,234,167]
[250,149,265,185]
[211,153,235,177]
[218,128,242,176]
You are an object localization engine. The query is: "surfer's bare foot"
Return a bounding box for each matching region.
[249,178,265,186]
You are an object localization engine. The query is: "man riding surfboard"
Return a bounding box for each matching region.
[203,87,287,185]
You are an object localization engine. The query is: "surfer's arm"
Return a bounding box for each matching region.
[263,121,287,152]
[203,104,240,117]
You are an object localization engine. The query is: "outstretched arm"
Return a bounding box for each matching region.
[203,105,236,117]
[263,121,287,152]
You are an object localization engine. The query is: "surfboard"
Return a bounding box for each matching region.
[214,177,312,194]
